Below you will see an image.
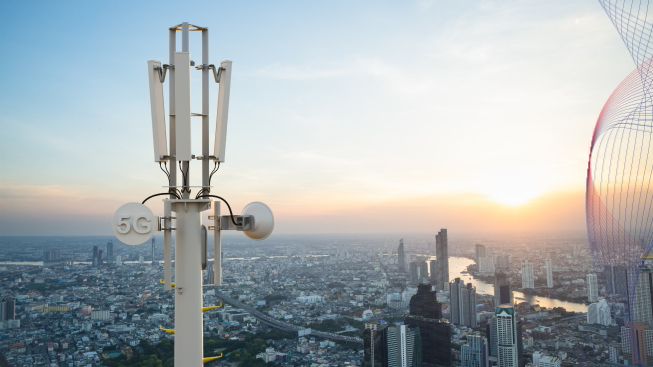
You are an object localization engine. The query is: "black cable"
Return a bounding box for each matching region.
[159,162,170,179]
[195,162,221,199]
[196,194,240,226]
[179,161,191,194]
[143,192,181,204]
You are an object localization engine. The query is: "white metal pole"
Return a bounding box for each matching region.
[202,29,209,192]
[181,22,190,199]
[213,202,222,285]
[164,200,172,291]
[169,28,177,198]
[173,200,207,367]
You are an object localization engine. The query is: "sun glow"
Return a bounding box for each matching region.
[481,171,549,207]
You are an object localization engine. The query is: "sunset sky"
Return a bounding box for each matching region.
[0,0,636,235]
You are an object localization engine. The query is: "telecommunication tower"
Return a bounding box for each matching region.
[111,22,274,366]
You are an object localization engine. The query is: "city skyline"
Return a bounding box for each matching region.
[0,0,635,235]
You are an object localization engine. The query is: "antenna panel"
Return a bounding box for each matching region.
[213,60,232,162]
[174,52,192,161]
[147,60,168,162]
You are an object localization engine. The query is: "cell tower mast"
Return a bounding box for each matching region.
[111,22,274,367]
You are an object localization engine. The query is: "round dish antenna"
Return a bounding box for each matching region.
[242,202,274,240]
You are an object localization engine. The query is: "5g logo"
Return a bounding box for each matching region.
[116,214,152,234]
[112,203,155,245]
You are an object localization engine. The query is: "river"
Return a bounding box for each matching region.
[445,256,587,313]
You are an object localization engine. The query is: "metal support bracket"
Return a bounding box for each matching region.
[207,64,224,83]
[158,216,177,231]
[218,215,253,231]
[154,64,172,83]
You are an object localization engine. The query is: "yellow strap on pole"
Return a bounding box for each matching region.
[203,353,223,363]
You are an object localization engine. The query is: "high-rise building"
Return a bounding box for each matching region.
[461,335,488,367]
[116,255,122,267]
[387,324,422,367]
[435,229,449,290]
[587,273,599,303]
[627,267,653,325]
[364,324,389,367]
[496,255,510,270]
[139,255,144,264]
[605,264,628,297]
[479,255,495,274]
[409,262,427,285]
[92,245,98,267]
[521,262,534,289]
[43,250,61,262]
[106,240,113,262]
[151,237,156,265]
[405,284,452,366]
[494,272,513,306]
[487,316,498,358]
[587,298,612,326]
[97,250,103,266]
[545,259,553,288]
[0,300,16,322]
[398,239,405,273]
[622,322,653,365]
[409,284,442,319]
[475,244,486,268]
[429,260,438,286]
[450,278,477,327]
[495,305,519,367]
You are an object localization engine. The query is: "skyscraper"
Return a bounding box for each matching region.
[587,273,599,303]
[151,237,156,265]
[116,255,122,267]
[429,260,438,286]
[106,240,113,262]
[622,322,653,366]
[605,264,628,297]
[487,315,498,358]
[0,299,16,322]
[364,324,389,367]
[496,305,519,367]
[387,324,422,367]
[475,244,486,269]
[450,278,477,327]
[521,262,534,289]
[409,284,442,319]
[398,239,405,273]
[461,335,488,367]
[92,245,98,267]
[435,229,449,290]
[409,261,428,284]
[409,262,419,284]
[545,259,553,288]
[627,267,653,325]
[405,284,452,366]
[494,272,513,306]
[97,250,103,266]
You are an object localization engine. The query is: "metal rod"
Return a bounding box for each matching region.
[181,22,190,199]
[182,22,189,52]
[169,29,177,199]
[164,200,172,291]
[202,29,209,194]
[213,202,222,286]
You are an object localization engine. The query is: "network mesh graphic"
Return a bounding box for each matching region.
[589,1,653,364]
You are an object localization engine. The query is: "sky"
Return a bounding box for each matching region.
[0,0,637,236]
